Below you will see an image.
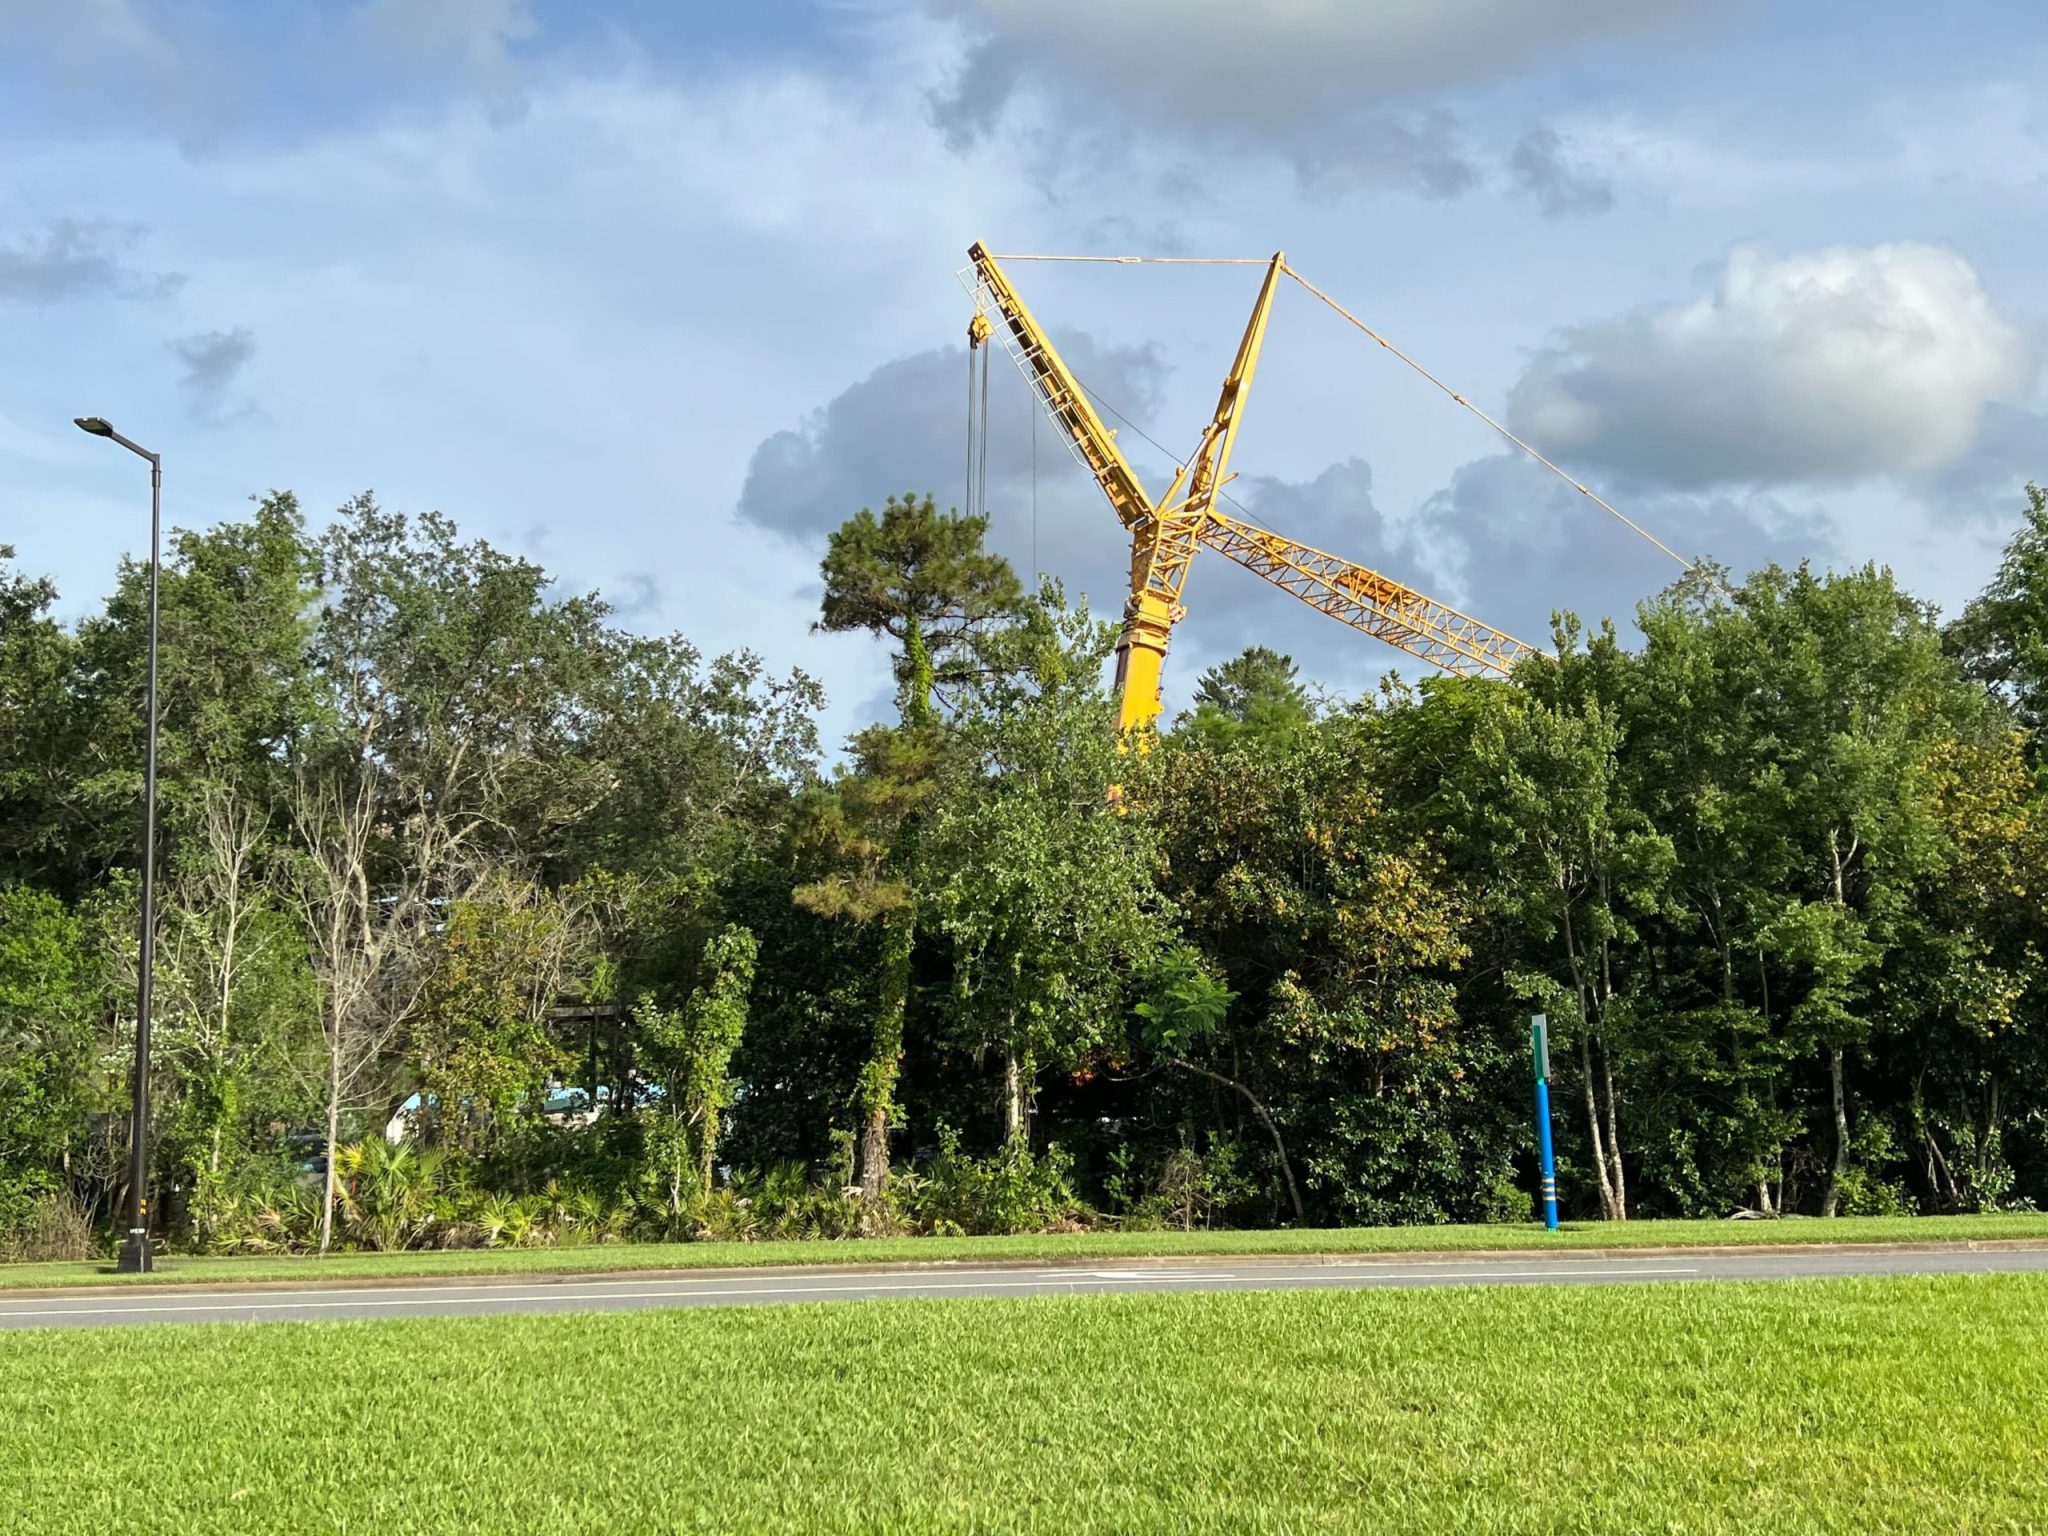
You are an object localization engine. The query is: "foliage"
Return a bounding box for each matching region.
[6,483,2048,1259]
[1949,483,2048,743]
[894,1126,1086,1235]
[814,491,1022,716]
[0,887,103,1184]
[926,587,1177,1142]
[411,874,594,1148]
[636,924,760,1210]
[1181,644,1313,747]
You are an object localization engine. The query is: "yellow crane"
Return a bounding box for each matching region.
[966,242,1539,734]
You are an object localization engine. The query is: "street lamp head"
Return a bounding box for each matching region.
[75,416,115,437]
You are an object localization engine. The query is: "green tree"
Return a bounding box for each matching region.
[1151,704,1500,1225]
[1948,484,2048,746]
[637,925,758,1213]
[1482,620,1673,1221]
[928,588,1175,1145]
[69,496,321,880]
[563,638,821,882]
[1181,645,1313,747]
[1738,564,1970,1216]
[1897,730,2048,1210]
[815,492,1022,719]
[800,494,1020,1200]
[0,888,104,1214]
[1621,569,1803,1214]
[0,551,84,891]
[411,873,595,1150]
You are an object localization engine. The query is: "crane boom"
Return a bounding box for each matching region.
[1116,252,1284,718]
[1198,511,1534,677]
[964,241,1537,729]
[968,243,1151,534]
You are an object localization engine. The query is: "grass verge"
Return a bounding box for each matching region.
[3,1275,2044,1533]
[3,1211,2047,1291]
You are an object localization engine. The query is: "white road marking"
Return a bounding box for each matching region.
[0,1263,1702,1322]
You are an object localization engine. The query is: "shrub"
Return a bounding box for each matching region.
[0,1182,96,1262]
[1104,1139,1251,1232]
[896,1128,1086,1236]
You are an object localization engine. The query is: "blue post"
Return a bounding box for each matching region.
[1532,1014,1559,1231]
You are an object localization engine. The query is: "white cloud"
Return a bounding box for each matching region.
[928,0,1696,131]
[1507,244,2036,488]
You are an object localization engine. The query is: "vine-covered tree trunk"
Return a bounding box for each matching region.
[1001,1041,1029,1147]
[857,905,914,1200]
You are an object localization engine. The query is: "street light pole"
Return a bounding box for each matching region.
[75,416,161,1274]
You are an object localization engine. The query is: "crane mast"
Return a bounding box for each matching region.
[965,243,1536,729]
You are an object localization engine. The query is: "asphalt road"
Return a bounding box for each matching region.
[4,1245,2045,1329]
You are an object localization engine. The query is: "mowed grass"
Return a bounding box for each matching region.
[5,1211,2047,1291]
[4,1276,2045,1534]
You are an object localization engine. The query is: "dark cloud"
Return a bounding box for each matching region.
[927,2,1698,136]
[1508,126,1615,217]
[0,220,182,304]
[1918,403,2048,520]
[735,335,1176,655]
[1414,453,1838,646]
[928,42,1023,154]
[736,332,1167,537]
[168,327,257,422]
[926,1,1698,204]
[1291,112,1481,200]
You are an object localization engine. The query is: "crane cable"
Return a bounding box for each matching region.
[989,251,1696,576]
[964,332,979,520]
[964,308,994,521]
[979,336,991,523]
[1072,377,1283,538]
[1278,264,1694,574]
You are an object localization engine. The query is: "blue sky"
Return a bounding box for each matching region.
[3,0,2044,742]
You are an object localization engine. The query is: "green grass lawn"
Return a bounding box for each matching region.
[3,1211,2046,1291]
[3,1275,2043,1533]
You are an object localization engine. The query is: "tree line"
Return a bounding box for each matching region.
[2,483,2045,1257]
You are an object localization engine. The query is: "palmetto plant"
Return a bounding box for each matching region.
[474,1192,520,1249]
[335,1138,447,1251]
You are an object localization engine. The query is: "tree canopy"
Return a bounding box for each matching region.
[5,481,2048,1258]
